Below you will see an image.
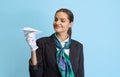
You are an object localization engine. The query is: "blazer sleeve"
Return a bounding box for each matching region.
[77,44,84,77]
[29,39,44,77]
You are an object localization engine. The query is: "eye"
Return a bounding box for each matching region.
[54,18,58,21]
[61,19,66,23]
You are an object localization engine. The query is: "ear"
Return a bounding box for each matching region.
[69,22,73,28]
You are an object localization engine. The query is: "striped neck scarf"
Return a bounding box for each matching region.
[53,33,74,77]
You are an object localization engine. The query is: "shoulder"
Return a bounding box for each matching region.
[36,34,54,44]
[37,37,49,42]
[71,39,83,47]
[36,37,51,44]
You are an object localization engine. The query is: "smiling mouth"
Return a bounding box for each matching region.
[54,25,61,29]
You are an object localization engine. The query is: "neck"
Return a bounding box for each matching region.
[56,32,69,41]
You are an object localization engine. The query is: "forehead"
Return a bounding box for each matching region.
[55,12,68,19]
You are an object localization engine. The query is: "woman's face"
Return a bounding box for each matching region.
[53,12,72,34]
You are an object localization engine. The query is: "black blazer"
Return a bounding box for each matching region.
[29,34,84,77]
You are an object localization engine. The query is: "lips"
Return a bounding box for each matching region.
[54,24,61,29]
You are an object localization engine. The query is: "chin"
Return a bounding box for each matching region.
[54,28,61,32]
[55,31,61,33]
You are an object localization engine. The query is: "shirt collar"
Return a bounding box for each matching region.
[55,33,69,43]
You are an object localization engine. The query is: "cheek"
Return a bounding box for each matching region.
[53,23,56,28]
[64,24,70,29]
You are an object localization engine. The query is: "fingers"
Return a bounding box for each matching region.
[27,33,35,38]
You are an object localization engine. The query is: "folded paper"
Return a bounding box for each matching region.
[22,27,42,36]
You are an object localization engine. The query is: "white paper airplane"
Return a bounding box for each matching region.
[22,27,42,36]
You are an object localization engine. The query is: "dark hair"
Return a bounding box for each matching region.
[55,8,74,37]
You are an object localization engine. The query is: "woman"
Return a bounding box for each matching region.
[26,8,84,77]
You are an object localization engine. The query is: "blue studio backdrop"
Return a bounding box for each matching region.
[0,0,120,77]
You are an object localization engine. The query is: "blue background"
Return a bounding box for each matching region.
[0,0,120,77]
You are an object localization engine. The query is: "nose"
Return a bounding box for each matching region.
[55,20,61,24]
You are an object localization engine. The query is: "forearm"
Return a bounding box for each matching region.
[31,51,38,65]
[29,49,44,77]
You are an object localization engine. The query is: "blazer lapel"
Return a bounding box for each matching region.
[70,40,80,72]
[47,36,57,64]
[46,35,58,68]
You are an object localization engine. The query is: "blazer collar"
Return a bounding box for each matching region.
[48,34,79,71]
[49,33,79,59]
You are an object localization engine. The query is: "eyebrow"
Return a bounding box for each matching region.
[55,17,67,20]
